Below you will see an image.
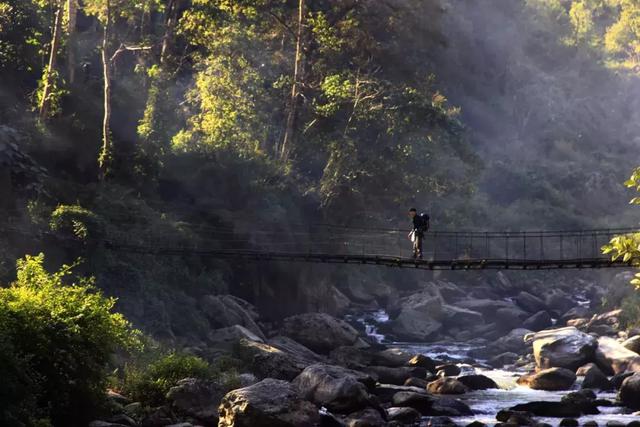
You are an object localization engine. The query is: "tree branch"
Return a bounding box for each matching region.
[110,43,153,62]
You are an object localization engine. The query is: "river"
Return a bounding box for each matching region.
[351,309,636,426]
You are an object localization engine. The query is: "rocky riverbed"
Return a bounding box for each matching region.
[91,272,640,426]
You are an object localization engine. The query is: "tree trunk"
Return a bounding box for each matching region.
[39,0,64,119]
[160,0,179,64]
[67,0,77,83]
[279,0,305,162]
[98,0,112,180]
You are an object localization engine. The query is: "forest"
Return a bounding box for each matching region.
[3,0,640,426]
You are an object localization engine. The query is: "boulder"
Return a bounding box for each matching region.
[545,290,575,314]
[386,407,421,423]
[581,364,612,391]
[208,325,264,354]
[488,352,519,368]
[389,289,444,341]
[515,291,547,313]
[218,379,319,427]
[293,363,376,413]
[268,335,325,365]
[427,378,468,394]
[441,304,484,328]
[457,374,499,390]
[623,335,640,354]
[345,408,386,427]
[430,397,473,416]
[522,311,553,332]
[200,295,265,339]
[619,372,640,410]
[373,348,413,367]
[517,368,576,391]
[561,306,591,323]
[529,327,598,370]
[235,338,306,381]
[391,391,436,414]
[509,401,582,418]
[611,372,634,390]
[560,390,599,415]
[166,378,225,425]
[404,377,429,388]
[595,336,640,375]
[330,346,373,370]
[576,363,597,376]
[435,364,461,376]
[471,328,532,359]
[366,366,427,386]
[494,307,530,332]
[455,299,515,318]
[281,313,361,354]
[406,354,437,373]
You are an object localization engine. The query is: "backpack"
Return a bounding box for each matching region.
[419,213,430,231]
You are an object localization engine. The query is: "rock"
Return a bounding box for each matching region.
[515,291,547,313]
[595,336,640,375]
[509,401,582,417]
[562,306,592,323]
[493,328,533,354]
[589,324,617,336]
[141,407,176,427]
[545,290,574,314]
[293,363,376,413]
[281,313,361,354]
[108,414,135,427]
[623,335,640,354]
[426,416,457,426]
[235,338,306,381]
[427,377,468,394]
[407,353,437,372]
[455,299,515,318]
[208,325,264,353]
[391,391,436,414]
[619,372,640,410]
[373,384,425,402]
[611,372,634,390]
[269,335,325,365]
[522,310,553,331]
[389,288,444,341]
[576,363,597,376]
[435,364,461,376]
[560,390,599,415]
[386,407,421,423]
[581,364,612,391]
[404,377,429,388]
[430,396,473,416]
[372,348,412,367]
[517,368,576,391]
[488,352,519,368]
[218,378,319,427]
[559,419,579,427]
[331,346,373,370]
[529,326,598,370]
[436,281,468,302]
[441,304,484,328]
[366,366,427,385]
[89,422,128,427]
[465,422,487,427]
[494,307,530,332]
[166,378,225,425]
[344,408,386,427]
[328,286,352,316]
[200,295,265,339]
[457,374,499,390]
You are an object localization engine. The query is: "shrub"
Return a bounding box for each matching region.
[121,352,212,406]
[0,254,140,426]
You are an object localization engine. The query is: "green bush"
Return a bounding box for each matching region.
[121,352,212,406]
[0,254,140,427]
[49,204,103,240]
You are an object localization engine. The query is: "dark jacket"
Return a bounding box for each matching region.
[412,213,430,236]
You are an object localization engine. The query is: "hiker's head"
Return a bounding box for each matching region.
[408,208,417,218]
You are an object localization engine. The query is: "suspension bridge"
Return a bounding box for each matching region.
[101,224,639,270]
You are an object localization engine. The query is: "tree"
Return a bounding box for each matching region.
[604,0,640,66]
[38,0,64,119]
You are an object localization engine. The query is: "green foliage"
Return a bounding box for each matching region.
[0,254,140,426]
[121,351,213,406]
[50,204,103,240]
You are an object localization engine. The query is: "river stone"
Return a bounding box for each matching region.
[436,363,461,376]
[373,347,414,367]
[407,353,437,373]
[623,335,640,354]
[522,310,553,332]
[404,377,429,388]
[545,290,575,314]
[235,338,305,381]
[269,335,325,365]
[560,390,599,415]
[345,408,386,427]
[330,346,373,370]
[457,374,499,390]
[581,364,612,391]
[611,372,634,390]
[494,307,530,332]
[441,304,484,328]
[455,299,516,318]
[200,295,265,340]
[430,396,473,416]
[595,336,640,375]
[218,378,320,427]
[515,291,547,313]
[619,372,640,410]
[281,313,361,354]
[386,406,421,423]
[389,288,444,341]
[509,401,582,417]
[391,391,436,414]
[207,325,264,353]
[293,363,376,413]
[366,365,427,385]
[166,378,225,425]
[528,326,598,370]
[488,352,519,368]
[427,377,468,394]
[517,367,576,391]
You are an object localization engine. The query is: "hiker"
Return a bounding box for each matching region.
[408,208,430,259]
